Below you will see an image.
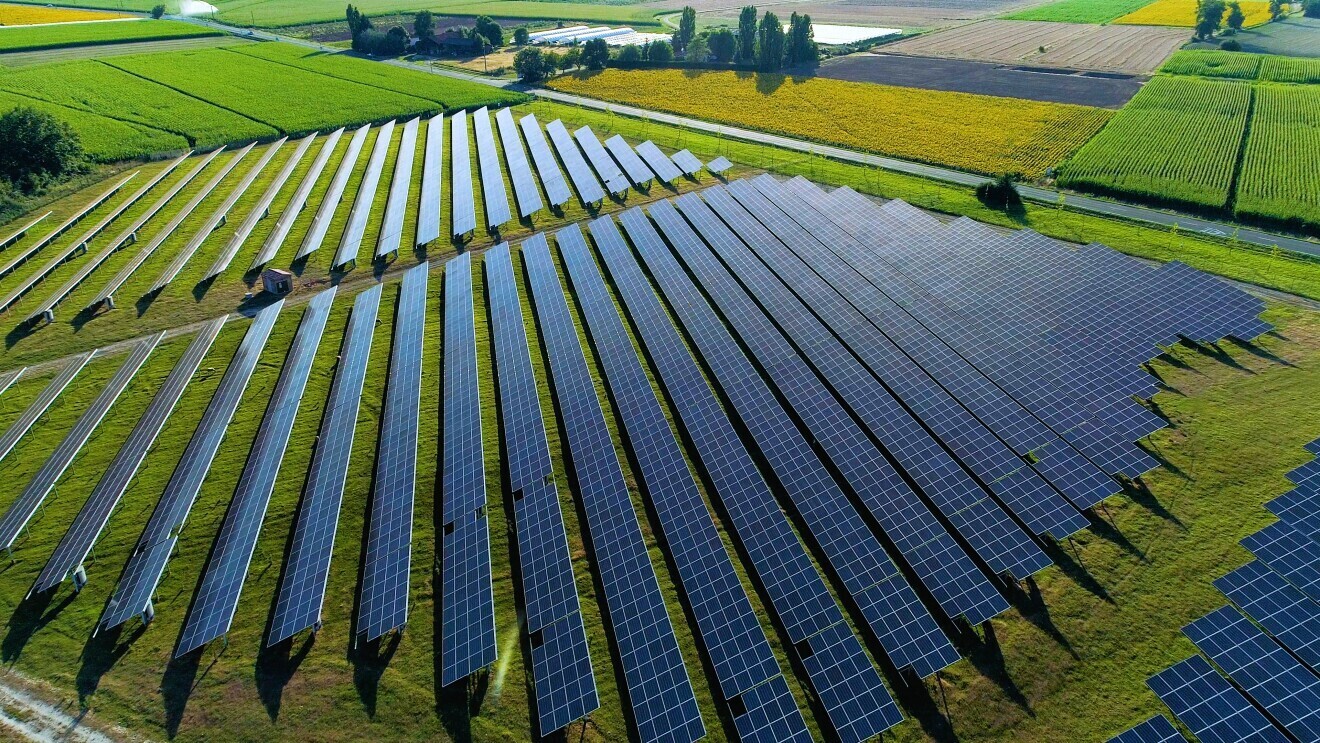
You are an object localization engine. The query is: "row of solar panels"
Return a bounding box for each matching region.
[0,176,1268,742]
[1111,436,1320,743]
[0,111,729,327]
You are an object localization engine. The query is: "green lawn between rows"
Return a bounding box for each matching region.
[0,79,1316,743]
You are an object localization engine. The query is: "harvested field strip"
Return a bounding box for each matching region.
[0,2,128,25]
[0,19,219,53]
[547,68,1111,177]
[1117,0,1273,27]
[0,87,185,161]
[0,60,277,148]
[1003,0,1152,24]
[1234,84,1320,230]
[1057,76,1251,211]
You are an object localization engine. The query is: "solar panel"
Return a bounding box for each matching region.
[298,124,370,260]
[556,224,808,735]
[1185,605,1320,741]
[0,172,135,280]
[151,138,285,293]
[485,242,597,735]
[376,117,419,260]
[358,262,428,642]
[32,317,226,596]
[671,149,703,176]
[269,284,381,646]
[572,126,629,195]
[522,232,703,742]
[92,144,255,310]
[251,128,345,271]
[495,107,543,218]
[546,119,605,205]
[518,113,572,208]
[707,156,732,174]
[589,212,899,740]
[1217,560,1320,671]
[0,351,93,464]
[29,150,221,323]
[208,133,316,278]
[716,181,1096,532]
[0,334,158,553]
[439,252,495,684]
[1108,716,1183,743]
[175,289,334,657]
[451,110,477,236]
[334,121,395,269]
[0,368,23,399]
[602,135,654,188]
[1242,521,1320,602]
[1147,655,1289,743]
[99,300,283,631]
[473,107,512,229]
[0,211,50,252]
[634,141,684,184]
[656,196,1016,629]
[415,114,444,246]
[4,154,188,316]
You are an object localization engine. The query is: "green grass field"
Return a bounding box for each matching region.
[201,0,663,29]
[0,87,187,161]
[1162,49,1320,83]
[1235,84,1320,229]
[0,86,1317,742]
[1002,0,1153,24]
[0,19,219,54]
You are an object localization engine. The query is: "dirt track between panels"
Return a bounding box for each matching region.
[818,53,1144,107]
[884,20,1190,74]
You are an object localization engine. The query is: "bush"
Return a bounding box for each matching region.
[582,38,609,69]
[0,107,85,194]
[1306,0,1320,18]
[514,26,529,45]
[617,44,643,63]
[513,47,551,82]
[1221,38,1243,50]
[975,173,1022,210]
[151,4,165,18]
[647,39,674,63]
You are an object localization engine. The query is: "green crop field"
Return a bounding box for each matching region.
[1003,0,1153,24]
[229,42,526,110]
[0,59,277,149]
[0,19,219,54]
[0,88,186,161]
[1258,54,1320,83]
[1235,84,1320,230]
[197,0,662,29]
[1162,49,1320,83]
[1057,76,1251,211]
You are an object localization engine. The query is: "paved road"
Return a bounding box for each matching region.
[180,17,1320,260]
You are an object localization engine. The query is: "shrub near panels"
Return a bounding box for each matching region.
[105,47,440,134]
[1057,76,1250,210]
[1161,50,1263,79]
[546,69,1112,178]
[0,60,277,149]
[1235,84,1320,230]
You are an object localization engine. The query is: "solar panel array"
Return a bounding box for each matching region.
[269,284,382,646]
[671,149,703,176]
[439,252,495,685]
[376,118,419,260]
[495,107,543,218]
[358,263,427,642]
[473,107,512,230]
[603,135,654,187]
[546,119,605,205]
[176,289,334,656]
[101,300,283,630]
[415,114,444,246]
[0,211,49,252]
[0,333,159,552]
[299,124,370,260]
[572,126,629,195]
[1147,655,1289,743]
[252,127,345,271]
[0,367,23,399]
[334,122,395,268]
[485,242,598,735]
[523,232,703,742]
[33,316,226,596]
[707,156,733,175]
[0,350,93,464]
[635,141,683,184]
[518,113,572,208]
[1217,559,1320,670]
[208,134,315,279]
[0,173,135,281]
[451,110,477,237]
[1108,716,1184,743]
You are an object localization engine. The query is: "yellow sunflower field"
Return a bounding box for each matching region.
[1117,0,1274,28]
[548,68,1112,178]
[0,2,129,26]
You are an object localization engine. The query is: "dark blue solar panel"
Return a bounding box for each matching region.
[176,288,335,656]
[100,300,283,631]
[556,224,806,735]
[269,284,382,646]
[1108,715,1183,743]
[546,120,605,205]
[522,233,703,743]
[440,252,495,685]
[484,242,597,735]
[34,317,225,596]
[358,263,427,642]
[1267,487,1320,544]
[1217,560,1320,672]
[1242,521,1320,603]
[473,107,512,229]
[1147,655,1289,743]
[0,352,92,464]
[1185,605,1320,741]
